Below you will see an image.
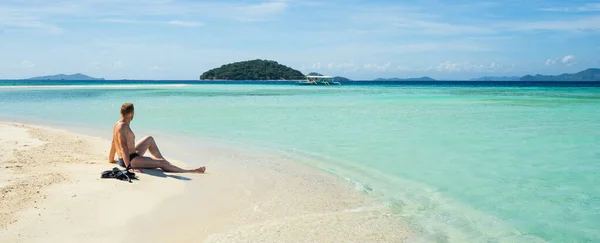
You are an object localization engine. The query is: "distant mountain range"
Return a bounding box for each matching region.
[308,72,351,82]
[374,77,436,81]
[519,68,600,81]
[370,68,599,82]
[18,68,600,82]
[26,73,104,80]
[334,76,351,82]
[469,76,520,81]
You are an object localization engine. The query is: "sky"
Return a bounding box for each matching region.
[0,0,599,80]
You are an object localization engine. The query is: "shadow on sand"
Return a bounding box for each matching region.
[141,169,192,181]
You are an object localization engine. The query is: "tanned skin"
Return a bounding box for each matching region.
[109,106,206,173]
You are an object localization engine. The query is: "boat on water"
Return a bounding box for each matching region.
[298,75,341,85]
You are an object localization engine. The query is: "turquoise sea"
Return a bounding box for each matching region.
[1,80,599,242]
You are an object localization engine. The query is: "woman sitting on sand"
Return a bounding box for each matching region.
[108,102,206,173]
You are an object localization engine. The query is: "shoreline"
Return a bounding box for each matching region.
[0,121,417,242]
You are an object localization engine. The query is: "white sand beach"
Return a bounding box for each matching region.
[0,122,415,243]
[0,123,186,242]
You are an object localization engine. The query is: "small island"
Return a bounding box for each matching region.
[26,73,104,81]
[520,68,600,81]
[200,59,305,80]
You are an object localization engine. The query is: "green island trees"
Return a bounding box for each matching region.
[200,59,305,80]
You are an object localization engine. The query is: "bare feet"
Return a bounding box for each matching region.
[131,169,143,173]
[109,160,117,164]
[193,166,206,174]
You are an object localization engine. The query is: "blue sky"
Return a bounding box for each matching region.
[0,0,599,80]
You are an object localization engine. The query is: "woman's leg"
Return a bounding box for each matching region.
[130,156,205,173]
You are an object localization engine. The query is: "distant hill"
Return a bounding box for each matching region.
[470,76,520,81]
[200,59,305,80]
[520,68,600,81]
[307,72,351,82]
[334,76,351,82]
[374,77,436,81]
[26,73,104,80]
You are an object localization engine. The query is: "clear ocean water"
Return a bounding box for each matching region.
[1,80,599,242]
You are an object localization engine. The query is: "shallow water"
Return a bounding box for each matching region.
[1,81,599,242]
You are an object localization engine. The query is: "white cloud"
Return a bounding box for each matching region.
[0,9,63,33]
[150,65,165,71]
[0,0,289,33]
[305,62,360,72]
[336,63,359,72]
[306,61,504,74]
[503,16,600,32]
[435,61,503,72]
[233,0,289,22]
[364,63,391,72]
[544,56,577,66]
[545,58,557,65]
[540,3,600,12]
[113,61,125,69]
[436,62,462,72]
[395,19,492,35]
[90,62,102,69]
[421,66,435,72]
[354,11,492,36]
[397,65,412,71]
[15,60,35,68]
[101,18,143,24]
[562,55,576,65]
[354,5,600,36]
[101,18,205,27]
[394,42,491,52]
[168,20,205,27]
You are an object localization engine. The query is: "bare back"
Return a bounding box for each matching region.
[112,121,136,158]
